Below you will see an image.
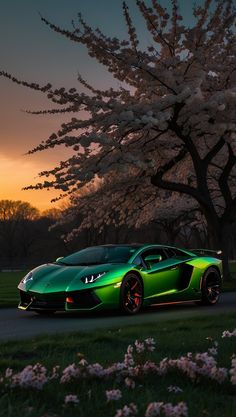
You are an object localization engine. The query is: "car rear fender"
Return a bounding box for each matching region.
[187,256,222,271]
[186,257,223,287]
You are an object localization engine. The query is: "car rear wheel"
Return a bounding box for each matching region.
[120,274,143,315]
[200,267,221,305]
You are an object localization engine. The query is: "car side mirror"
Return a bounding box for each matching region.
[56,257,64,263]
[144,254,162,268]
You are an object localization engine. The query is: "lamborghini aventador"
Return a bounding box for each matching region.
[18,244,223,315]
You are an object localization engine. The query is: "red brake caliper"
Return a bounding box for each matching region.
[131,281,140,307]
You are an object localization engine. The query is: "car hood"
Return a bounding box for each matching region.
[18,262,129,294]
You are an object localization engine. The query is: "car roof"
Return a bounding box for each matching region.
[86,244,195,256]
[95,244,194,253]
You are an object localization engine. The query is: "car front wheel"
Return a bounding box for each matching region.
[120,273,143,314]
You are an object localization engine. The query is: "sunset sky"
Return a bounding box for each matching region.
[0,0,197,211]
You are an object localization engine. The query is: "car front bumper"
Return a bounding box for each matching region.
[18,284,120,312]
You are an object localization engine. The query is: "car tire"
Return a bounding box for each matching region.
[120,273,143,315]
[200,267,221,305]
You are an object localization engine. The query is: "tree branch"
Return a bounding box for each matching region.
[151,148,204,204]
[203,137,225,166]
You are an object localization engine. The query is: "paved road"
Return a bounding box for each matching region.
[0,292,235,341]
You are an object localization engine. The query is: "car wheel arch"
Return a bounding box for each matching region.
[200,265,222,290]
[119,270,144,314]
[123,270,144,289]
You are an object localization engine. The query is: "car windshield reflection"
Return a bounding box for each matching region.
[56,245,139,266]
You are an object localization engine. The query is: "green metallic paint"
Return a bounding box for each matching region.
[18,244,223,313]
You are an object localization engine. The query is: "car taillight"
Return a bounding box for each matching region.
[66,296,74,304]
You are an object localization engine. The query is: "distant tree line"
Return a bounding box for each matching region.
[1,199,235,269]
[0,200,67,269]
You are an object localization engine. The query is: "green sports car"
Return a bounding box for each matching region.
[18,244,223,315]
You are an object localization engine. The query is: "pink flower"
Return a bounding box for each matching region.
[143,361,158,373]
[124,351,134,368]
[162,402,188,417]
[125,377,135,389]
[210,367,228,383]
[60,363,80,383]
[208,347,218,356]
[79,358,88,366]
[167,385,183,394]
[134,340,145,353]
[145,401,188,417]
[230,357,236,385]
[50,366,60,380]
[127,345,134,354]
[222,329,236,338]
[145,338,156,352]
[64,394,79,405]
[10,363,48,390]
[158,358,169,375]
[106,389,122,402]
[115,403,138,417]
[5,368,13,378]
[145,402,163,417]
[87,363,105,377]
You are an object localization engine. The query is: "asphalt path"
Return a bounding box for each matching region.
[0,292,235,342]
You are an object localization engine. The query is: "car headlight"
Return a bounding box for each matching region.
[81,271,107,284]
[21,272,33,284]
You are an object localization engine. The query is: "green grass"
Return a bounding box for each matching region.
[0,313,236,417]
[0,270,27,308]
[1,264,236,308]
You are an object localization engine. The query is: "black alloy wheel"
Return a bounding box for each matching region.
[201,267,221,305]
[120,274,143,314]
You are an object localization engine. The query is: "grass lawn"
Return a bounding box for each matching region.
[0,263,236,308]
[0,313,236,417]
[0,270,27,308]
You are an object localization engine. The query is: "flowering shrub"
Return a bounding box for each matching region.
[1,331,235,416]
[1,336,234,389]
[145,401,188,417]
[5,363,47,390]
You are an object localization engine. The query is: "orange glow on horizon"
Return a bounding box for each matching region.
[0,154,62,211]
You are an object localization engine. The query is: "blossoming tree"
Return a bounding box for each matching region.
[1,0,235,278]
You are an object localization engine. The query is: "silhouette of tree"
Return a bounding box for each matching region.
[0,200,39,265]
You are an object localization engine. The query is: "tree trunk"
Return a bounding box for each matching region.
[220,222,232,281]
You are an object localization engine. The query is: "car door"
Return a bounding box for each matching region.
[139,247,185,303]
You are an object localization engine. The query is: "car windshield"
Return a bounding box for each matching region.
[57,245,139,266]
